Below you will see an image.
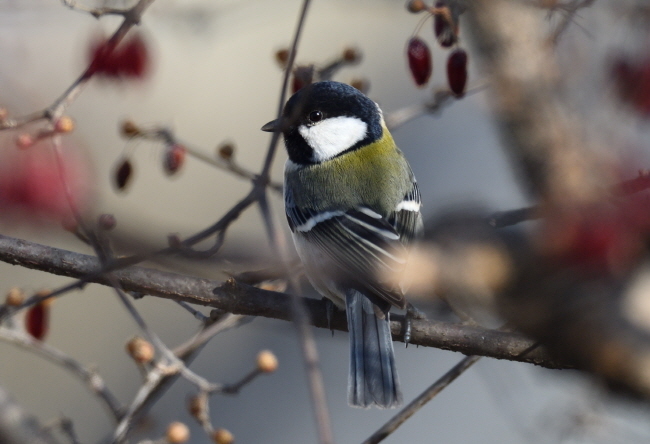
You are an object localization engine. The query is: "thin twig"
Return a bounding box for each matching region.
[0,326,123,420]
[363,355,481,444]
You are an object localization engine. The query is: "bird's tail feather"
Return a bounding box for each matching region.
[346,289,402,408]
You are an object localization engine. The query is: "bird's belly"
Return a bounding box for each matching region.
[292,234,347,308]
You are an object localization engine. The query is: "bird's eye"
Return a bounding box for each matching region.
[308,110,323,123]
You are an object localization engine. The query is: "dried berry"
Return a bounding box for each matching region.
[434,1,457,48]
[114,158,133,191]
[447,48,468,97]
[407,37,432,87]
[164,144,186,175]
[611,56,650,116]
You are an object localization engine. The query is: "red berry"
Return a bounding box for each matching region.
[611,56,650,116]
[434,2,457,48]
[88,32,150,80]
[114,158,133,190]
[163,144,186,175]
[407,37,432,87]
[447,48,468,97]
[26,299,50,340]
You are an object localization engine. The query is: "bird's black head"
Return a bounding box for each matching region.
[262,81,383,165]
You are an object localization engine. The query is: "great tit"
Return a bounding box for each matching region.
[262,81,423,408]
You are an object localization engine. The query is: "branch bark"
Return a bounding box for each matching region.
[0,234,566,369]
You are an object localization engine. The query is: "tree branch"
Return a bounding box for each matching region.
[0,234,566,369]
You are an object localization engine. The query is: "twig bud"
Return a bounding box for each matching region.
[120,120,141,138]
[217,143,235,161]
[15,133,34,149]
[212,428,234,444]
[166,421,190,444]
[126,336,155,364]
[256,350,278,373]
[5,287,25,306]
[342,47,361,63]
[406,0,427,13]
[98,214,117,231]
[275,48,290,67]
[54,116,75,134]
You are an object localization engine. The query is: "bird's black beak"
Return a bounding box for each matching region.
[261,119,280,132]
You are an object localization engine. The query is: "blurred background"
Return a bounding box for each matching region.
[1,0,650,443]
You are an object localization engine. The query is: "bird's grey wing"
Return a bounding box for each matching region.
[286,195,407,309]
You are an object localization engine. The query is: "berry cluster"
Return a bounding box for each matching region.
[406,0,468,97]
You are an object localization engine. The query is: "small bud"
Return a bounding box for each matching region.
[163,143,186,175]
[54,116,75,134]
[168,233,182,249]
[406,0,427,13]
[407,37,432,87]
[188,394,206,419]
[166,421,190,444]
[217,143,235,161]
[114,158,133,191]
[256,350,278,373]
[212,428,234,444]
[447,48,468,97]
[120,120,141,138]
[5,287,25,306]
[434,2,458,48]
[275,48,290,67]
[98,213,117,231]
[350,78,370,94]
[126,336,155,364]
[0,108,8,121]
[15,133,34,149]
[342,47,361,63]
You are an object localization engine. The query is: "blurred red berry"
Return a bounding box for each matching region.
[164,144,186,175]
[611,56,650,116]
[407,37,432,87]
[447,48,468,97]
[114,158,133,190]
[26,299,50,340]
[434,2,458,48]
[88,32,150,80]
[0,145,90,223]
[292,66,314,94]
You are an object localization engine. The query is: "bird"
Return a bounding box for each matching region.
[262,81,423,408]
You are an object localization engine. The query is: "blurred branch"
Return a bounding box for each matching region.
[364,355,481,444]
[0,234,564,369]
[0,385,62,444]
[0,326,123,420]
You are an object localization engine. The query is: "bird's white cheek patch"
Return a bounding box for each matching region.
[298,116,368,162]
